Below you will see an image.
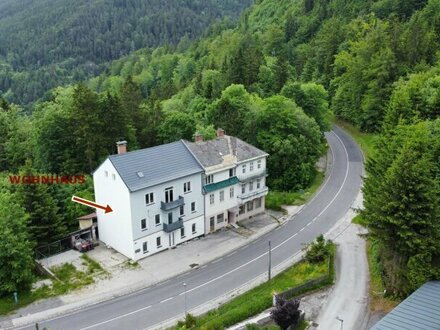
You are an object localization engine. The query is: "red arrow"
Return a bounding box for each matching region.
[71,196,113,213]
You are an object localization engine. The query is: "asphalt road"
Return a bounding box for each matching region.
[17,126,363,330]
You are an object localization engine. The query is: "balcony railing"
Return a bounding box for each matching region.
[237,169,268,182]
[237,186,269,202]
[161,195,184,211]
[163,217,184,233]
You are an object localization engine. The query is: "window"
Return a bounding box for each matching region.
[242,164,246,174]
[247,201,254,212]
[257,179,261,189]
[241,184,246,194]
[250,162,254,171]
[168,212,173,224]
[239,205,245,215]
[184,181,191,193]
[205,174,213,184]
[156,237,161,248]
[180,205,184,216]
[145,192,154,205]
[143,242,148,253]
[104,170,108,177]
[112,173,116,180]
[192,223,196,233]
[141,219,147,231]
[219,190,224,202]
[229,168,235,177]
[255,197,262,208]
[155,214,161,226]
[165,187,174,203]
[230,187,234,198]
[249,181,254,192]
[181,227,185,238]
[257,160,262,169]
[210,193,214,205]
[217,213,224,224]
[191,202,196,212]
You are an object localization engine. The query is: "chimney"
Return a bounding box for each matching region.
[116,140,127,154]
[216,128,225,138]
[194,132,204,143]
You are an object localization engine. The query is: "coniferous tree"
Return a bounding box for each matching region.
[0,192,34,296]
[14,162,67,246]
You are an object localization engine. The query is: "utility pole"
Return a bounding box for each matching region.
[268,240,272,281]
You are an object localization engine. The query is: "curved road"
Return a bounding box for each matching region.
[18,126,363,330]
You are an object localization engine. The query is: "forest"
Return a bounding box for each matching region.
[1,0,440,300]
[0,0,252,108]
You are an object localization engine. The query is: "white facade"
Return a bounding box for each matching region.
[202,155,268,234]
[94,161,205,261]
[93,159,134,258]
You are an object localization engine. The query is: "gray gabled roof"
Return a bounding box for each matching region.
[183,135,268,168]
[371,281,440,330]
[108,140,203,192]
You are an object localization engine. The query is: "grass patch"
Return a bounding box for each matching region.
[0,255,106,315]
[81,254,106,274]
[367,239,399,313]
[335,119,378,160]
[352,214,368,227]
[266,171,325,211]
[172,244,335,329]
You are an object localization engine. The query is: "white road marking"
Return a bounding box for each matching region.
[79,305,152,330]
[160,297,173,304]
[21,130,351,330]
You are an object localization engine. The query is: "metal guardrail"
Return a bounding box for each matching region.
[163,218,184,232]
[161,195,185,211]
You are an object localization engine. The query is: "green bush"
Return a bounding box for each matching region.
[304,235,332,264]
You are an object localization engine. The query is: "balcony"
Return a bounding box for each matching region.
[161,196,184,211]
[237,186,269,203]
[237,169,268,182]
[163,217,184,233]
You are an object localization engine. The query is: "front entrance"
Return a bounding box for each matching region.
[169,232,175,247]
[228,210,236,224]
[210,216,215,232]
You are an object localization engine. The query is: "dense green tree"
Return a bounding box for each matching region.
[208,84,252,138]
[71,84,101,172]
[0,192,34,296]
[158,111,196,143]
[281,82,330,131]
[14,162,67,246]
[252,95,323,190]
[384,65,440,129]
[331,18,398,131]
[0,0,253,107]
[362,121,440,295]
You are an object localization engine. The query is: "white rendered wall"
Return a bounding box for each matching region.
[132,215,204,260]
[129,172,205,255]
[93,159,134,259]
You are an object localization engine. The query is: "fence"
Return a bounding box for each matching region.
[274,254,334,304]
[35,227,94,260]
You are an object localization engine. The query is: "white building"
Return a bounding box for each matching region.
[184,129,269,234]
[93,140,205,261]
[93,130,269,260]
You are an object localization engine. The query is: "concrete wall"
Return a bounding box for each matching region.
[93,159,134,259]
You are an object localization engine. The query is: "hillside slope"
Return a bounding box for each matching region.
[0,0,252,107]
